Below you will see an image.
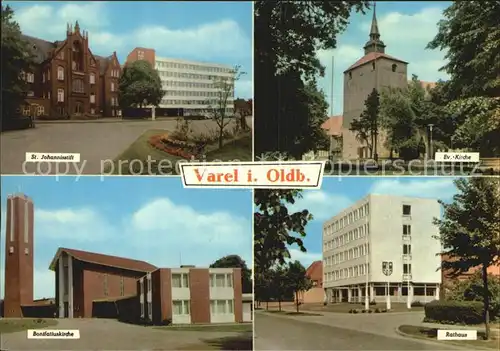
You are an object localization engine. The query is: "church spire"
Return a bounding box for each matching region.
[363,1,386,55]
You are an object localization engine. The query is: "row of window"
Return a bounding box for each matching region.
[160,99,231,106]
[325,264,370,282]
[171,299,235,316]
[324,203,370,236]
[102,275,126,296]
[156,60,232,74]
[162,80,226,89]
[324,223,370,251]
[163,90,234,98]
[26,67,118,86]
[171,273,234,289]
[324,243,370,267]
[158,70,231,81]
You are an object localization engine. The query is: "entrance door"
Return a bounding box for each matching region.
[64,302,69,318]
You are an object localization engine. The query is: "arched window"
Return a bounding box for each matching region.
[72,41,84,71]
[72,79,84,93]
[57,66,64,80]
[392,64,397,72]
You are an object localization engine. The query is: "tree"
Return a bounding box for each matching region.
[433,177,500,339]
[287,260,313,313]
[350,89,380,159]
[254,1,370,159]
[1,5,35,124]
[269,265,291,312]
[118,60,164,110]
[206,65,245,149]
[234,98,252,132]
[427,1,500,100]
[209,255,252,294]
[254,189,313,279]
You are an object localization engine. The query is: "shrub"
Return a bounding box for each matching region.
[382,309,388,313]
[368,309,373,313]
[375,308,382,313]
[323,302,327,306]
[352,309,360,314]
[369,300,377,306]
[348,309,354,314]
[412,301,425,307]
[424,300,483,324]
[361,309,367,313]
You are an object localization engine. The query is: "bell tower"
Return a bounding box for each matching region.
[4,194,34,317]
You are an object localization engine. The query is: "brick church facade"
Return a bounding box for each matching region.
[3,194,244,325]
[21,22,122,119]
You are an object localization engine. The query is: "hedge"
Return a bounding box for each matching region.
[424,300,484,324]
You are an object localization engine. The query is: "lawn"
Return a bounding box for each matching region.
[0,318,58,334]
[398,325,499,350]
[154,323,252,333]
[298,302,425,313]
[106,130,251,175]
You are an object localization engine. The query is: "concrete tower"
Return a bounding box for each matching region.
[4,194,35,317]
[341,2,409,160]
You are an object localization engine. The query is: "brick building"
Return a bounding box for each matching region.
[3,194,245,324]
[297,261,325,304]
[20,22,121,119]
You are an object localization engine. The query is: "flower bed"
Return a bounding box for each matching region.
[148,134,196,159]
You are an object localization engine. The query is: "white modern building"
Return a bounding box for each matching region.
[322,194,442,304]
[155,56,235,116]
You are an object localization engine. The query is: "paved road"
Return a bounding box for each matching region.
[1,118,250,175]
[1,318,245,350]
[254,313,464,350]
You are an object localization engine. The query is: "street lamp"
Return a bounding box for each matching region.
[428,124,434,159]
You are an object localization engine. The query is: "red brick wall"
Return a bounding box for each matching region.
[233,269,243,322]
[101,52,122,117]
[189,269,211,324]
[80,263,146,318]
[152,268,172,324]
[4,195,34,318]
[126,47,156,67]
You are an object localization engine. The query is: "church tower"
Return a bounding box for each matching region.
[4,194,34,317]
[341,3,408,160]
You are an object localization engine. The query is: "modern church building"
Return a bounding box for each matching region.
[3,193,247,324]
[322,194,442,304]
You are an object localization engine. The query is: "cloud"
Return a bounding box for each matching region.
[13,3,251,61]
[0,196,251,299]
[289,248,322,268]
[316,6,449,114]
[289,190,353,221]
[370,178,458,200]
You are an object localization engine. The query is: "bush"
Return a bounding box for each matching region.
[352,309,360,314]
[368,309,373,313]
[323,302,327,306]
[361,309,367,313]
[375,308,382,313]
[424,300,483,324]
[412,301,425,307]
[369,300,377,306]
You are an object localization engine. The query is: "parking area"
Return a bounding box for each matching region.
[1,318,248,350]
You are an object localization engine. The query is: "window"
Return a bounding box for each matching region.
[172,273,189,288]
[57,66,64,80]
[403,244,411,255]
[172,300,190,315]
[392,64,397,72]
[210,273,232,288]
[42,73,46,83]
[90,73,95,84]
[103,274,109,296]
[27,73,34,83]
[348,72,352,79]
[210,300,234,314]
[120,277,124,296]
[90,108,95,114]
[403,264,412,274]
[111,82,115,92]
[403,224,411,235]
[403,205,411,216]
[57,89,64,102]
[138,50,144,60]
[372,62,376,70]
[72,79,84,93]
[90,93,95,104]
[27,91,34,97]
[37,105,44,116]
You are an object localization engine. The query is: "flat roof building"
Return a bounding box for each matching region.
[322,194,442,304]
[126,47,235,117]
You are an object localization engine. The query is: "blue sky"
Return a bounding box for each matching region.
[6,1,253,98]
[286,177,461,268]
[317,1,452,114]
[0,176,252,299]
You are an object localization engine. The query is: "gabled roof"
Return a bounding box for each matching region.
[344,52,408,73]
[49,247,157,273]
[321,115,343,136]
[306,260,322,282]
